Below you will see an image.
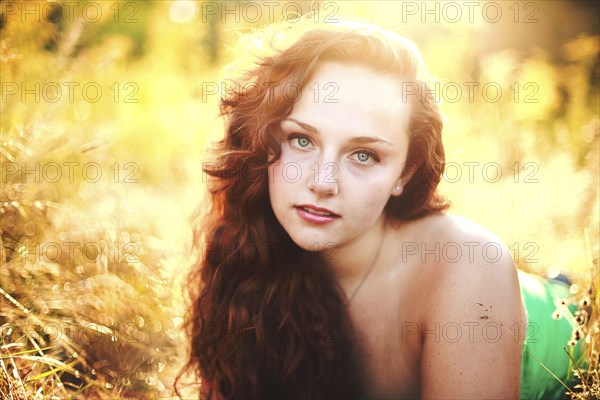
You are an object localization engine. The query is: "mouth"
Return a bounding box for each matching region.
[294,204,341,218]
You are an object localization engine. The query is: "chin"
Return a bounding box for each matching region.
[293,242,319,253]
[286,232,318,252]
[289,229,338,253]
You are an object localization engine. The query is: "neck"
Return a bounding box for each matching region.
[324,214,389,300]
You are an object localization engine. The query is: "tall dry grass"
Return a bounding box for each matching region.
[0,1,598,399]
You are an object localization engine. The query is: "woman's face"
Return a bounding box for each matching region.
[268,61,411,252]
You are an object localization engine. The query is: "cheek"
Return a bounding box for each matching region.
[268,161,287,189]
[267,166,279,199]
[364,190,390,213]
[268,151,307,188]
[344,177,392,214]
[268,161,292,206]
[347,168,395,195]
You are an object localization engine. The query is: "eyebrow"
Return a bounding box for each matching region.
[283,118,393,146]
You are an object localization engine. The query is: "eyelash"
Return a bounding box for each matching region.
[288,134,314,151]
[287,133,380,164]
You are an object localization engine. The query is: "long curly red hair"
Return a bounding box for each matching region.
[179,20,448,399]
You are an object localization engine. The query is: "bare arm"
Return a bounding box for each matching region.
[420,229,526,399]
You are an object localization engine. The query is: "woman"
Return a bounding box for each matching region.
[181,19,532,399]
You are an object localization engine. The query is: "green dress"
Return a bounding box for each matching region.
[518,270,584,400]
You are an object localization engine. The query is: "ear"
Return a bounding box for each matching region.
[391,180,404,197]
[391,162,417,197]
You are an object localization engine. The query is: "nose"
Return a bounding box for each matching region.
[306,161,339,197]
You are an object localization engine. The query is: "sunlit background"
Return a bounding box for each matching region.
[1,0,598,398]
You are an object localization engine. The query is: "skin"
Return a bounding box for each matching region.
[269,61,410,288]
[268,61,526,399]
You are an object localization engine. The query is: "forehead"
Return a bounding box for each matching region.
[288,61,411,142]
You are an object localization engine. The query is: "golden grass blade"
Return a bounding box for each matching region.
[0,346,55,357]
[524,346,580,398]
[26,360,78,382]
[20,327,70,397]
[0,287,30,315]
[563,346,592,396]
[0,357,17,400]
[7,353,28,399]
[7,355,73,370]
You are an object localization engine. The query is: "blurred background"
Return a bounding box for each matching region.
[1,0,598,398]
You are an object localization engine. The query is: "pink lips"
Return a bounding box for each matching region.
[294,205,340,225]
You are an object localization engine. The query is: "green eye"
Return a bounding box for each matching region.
[353,150,379,164]
[357,152,370,162]
[297,137,310,147]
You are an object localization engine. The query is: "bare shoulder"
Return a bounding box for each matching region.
[397,212,525,398]
[398,212,520,307]
[401,211,509,247]
[397,212,516,271]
